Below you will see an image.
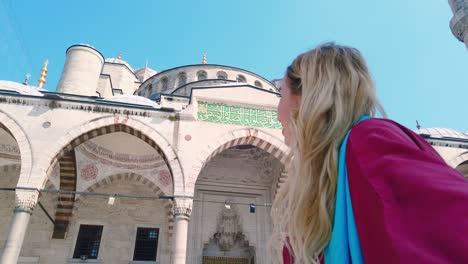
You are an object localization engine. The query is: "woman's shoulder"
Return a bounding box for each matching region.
[348,117,433,153]
[351,118,414,140]
[347,117,446,165]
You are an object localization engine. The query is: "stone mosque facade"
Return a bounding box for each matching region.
[0,3,467,263]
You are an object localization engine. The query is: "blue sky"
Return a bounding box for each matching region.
[1,0,467,132]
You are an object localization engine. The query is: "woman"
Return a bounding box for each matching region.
[272,43,468,263]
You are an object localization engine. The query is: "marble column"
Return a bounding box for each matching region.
[171,198,193,264]
[0,189,38,264]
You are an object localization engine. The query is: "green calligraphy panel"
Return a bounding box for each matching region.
[197,102,282,129]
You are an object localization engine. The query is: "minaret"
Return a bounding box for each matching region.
[37,60,48,89]
[202,52,207,64]
[56,44,104,96]
[448,0,468,49]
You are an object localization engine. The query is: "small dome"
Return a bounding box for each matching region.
[102,94,160,108]
[105,58,133,71]
[417,127,468,140]
[0,80,44,96]
[134,67,158,82]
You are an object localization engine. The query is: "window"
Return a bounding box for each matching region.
[217,71,228,80]
[254,80,263,88]
[236,74,246,83]
[177,72,187,87]
[112,88,123,95]
[73,225,103,260]
[147,83,153,95]
[133,227,159,261]
[197,70,207,81]
[161,77,169,91]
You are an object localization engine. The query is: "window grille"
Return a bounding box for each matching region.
[133,227,159,261]
[73,225,103,259]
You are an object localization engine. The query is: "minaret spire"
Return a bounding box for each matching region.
[202,52,207,64]
[37,60,48,89]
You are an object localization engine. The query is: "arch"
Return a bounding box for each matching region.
[236,74,246,83]
[456,157,468,177]
[197,70,207,81]
[216,71,228,80]
[177,72,187,87]
[34,115,184,194]
[448,151,468,168]
[73,172,175,250]
[161,76,169,91]
[236,74,247,82]
[187,128,288,194]
[0,110,33,188]
[147,83,154,96]
[254,80,263,88]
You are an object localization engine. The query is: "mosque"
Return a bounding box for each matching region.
[0,1,466,263]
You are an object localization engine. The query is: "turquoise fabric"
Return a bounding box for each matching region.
[324,116,370,264]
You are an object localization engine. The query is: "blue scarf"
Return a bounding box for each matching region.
[324,116,370,264]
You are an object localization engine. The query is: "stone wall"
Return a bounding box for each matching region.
[0,165,20,251]
[0,175,171,264]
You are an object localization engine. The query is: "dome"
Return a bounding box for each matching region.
[0,80,44,96]
[134,66,158,82]
[101,94,160,108]
[105,58,133,71]
[416,127,468,140]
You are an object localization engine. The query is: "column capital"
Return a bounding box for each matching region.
[173,198,193,219]
[14,189,39,215]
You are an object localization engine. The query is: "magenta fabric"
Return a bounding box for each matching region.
[283,118,468,263]
[347,118,468,263]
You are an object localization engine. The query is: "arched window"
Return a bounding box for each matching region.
[254,80,263,88]
[161,77,169,91]
[217,71,228,80]
[456,160,468,178]
[197,70,207,81]
[236,75,246,83]
[147,83,153,95]
[177,72,187,87]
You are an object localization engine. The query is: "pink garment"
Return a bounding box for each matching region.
[347,118,468,263]
[283,118,468,263]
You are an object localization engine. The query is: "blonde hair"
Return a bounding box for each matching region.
[271,43,385,263]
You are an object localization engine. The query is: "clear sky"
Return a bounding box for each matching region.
[1,0,467,132]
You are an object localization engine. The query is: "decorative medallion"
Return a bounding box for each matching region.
[159,170,172,187]
[185,134,192,141]
[81,163,98,181]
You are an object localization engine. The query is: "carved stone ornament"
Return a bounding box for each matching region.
[213,204,245,251]
[173,198,193,218]
[14,190,39,214]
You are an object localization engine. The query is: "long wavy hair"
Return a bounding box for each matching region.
[271,43,385,263]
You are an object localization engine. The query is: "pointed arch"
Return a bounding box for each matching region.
[186,128,289,195]
[0,110,33,188]
[34,115,184,193]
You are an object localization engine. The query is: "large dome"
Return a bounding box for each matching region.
[417,127,468,140]
[0,80,44,96]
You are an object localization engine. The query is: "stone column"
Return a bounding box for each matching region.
[448,0,468,49]
[0,189,38,264]
[171,198,193,264]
